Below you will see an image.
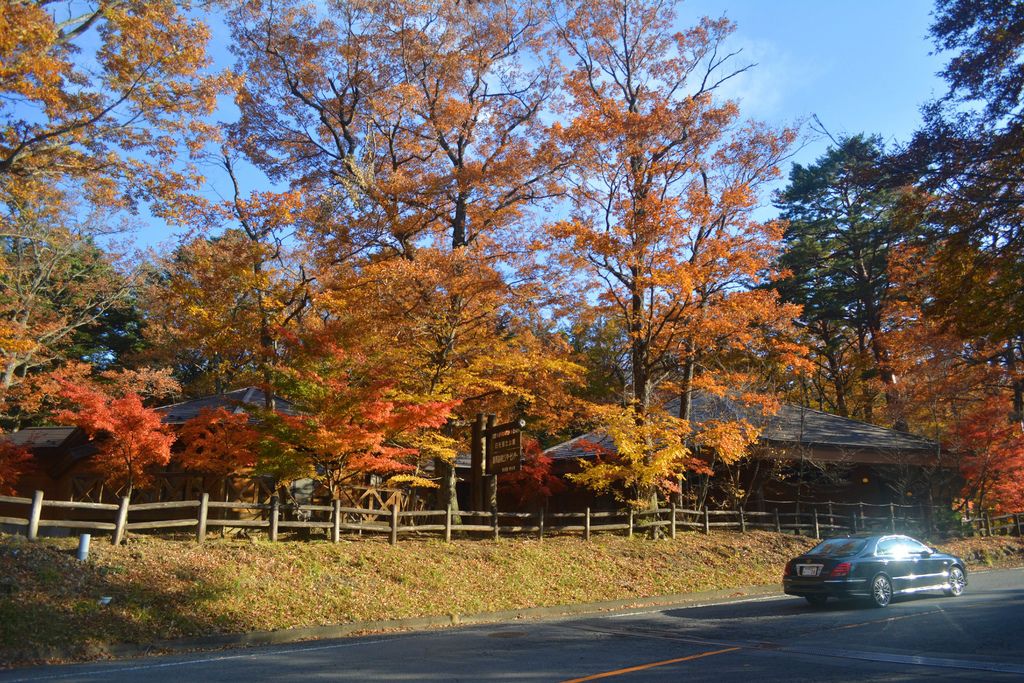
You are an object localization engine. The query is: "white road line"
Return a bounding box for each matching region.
[782,645,1024,675]
[604,594,787,618]
[3,637,395,682]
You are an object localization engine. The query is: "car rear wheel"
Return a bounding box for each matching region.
[805,594,828,607]
[870,574,892,608]
[944,566,966,597]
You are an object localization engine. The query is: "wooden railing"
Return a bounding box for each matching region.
[2,491,1019,546]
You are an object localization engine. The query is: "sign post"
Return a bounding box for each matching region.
[471,414,485,512]
[468,415,525,510]
[486,418,525,475]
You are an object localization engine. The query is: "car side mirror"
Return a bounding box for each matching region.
[917,550,932,558]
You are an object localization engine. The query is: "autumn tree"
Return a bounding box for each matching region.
[255,334,458,496]
[228,0,581,510]
[571,404,690,508]
[901,0,1024,423]
[547,0,802,507]
[144,181,312,400]
[0,0,230,218]
[498,438,566,510]
[2,1,230,426]
[228,0,562,255]
[0,202,135,424]
[952,397,1024,514]
[57,382,176,496]
[176,408,261,478]
[0,435,32,495]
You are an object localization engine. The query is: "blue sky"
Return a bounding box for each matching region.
[138,0,948,249]
[683,0,946,164]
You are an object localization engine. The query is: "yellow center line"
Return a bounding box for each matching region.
[560,646,741,683]
[831,609,943,631]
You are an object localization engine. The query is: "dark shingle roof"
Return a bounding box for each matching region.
[0,426,80,449]
[156,387,300,424]
[545,391,937,462]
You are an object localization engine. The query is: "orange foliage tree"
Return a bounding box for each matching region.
[952,398,1024,514]
[881,243,1009,506]
[2,0,229,425]
[0,0,231,217]
[0,205,135,418]
[57,383,176,496]
[0,435,32,495]
[547,0,803,506]
[5,362,179,431]
[254,335,459,495]
[228,0,562,255]
[145,189,312,400]
[229,0,583,509]
[176,408,261,478]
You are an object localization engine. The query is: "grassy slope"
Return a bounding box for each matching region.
[1,530,1022,668]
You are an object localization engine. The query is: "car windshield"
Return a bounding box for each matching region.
[807,537,866,557]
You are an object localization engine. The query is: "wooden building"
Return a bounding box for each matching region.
[542,391,950,511]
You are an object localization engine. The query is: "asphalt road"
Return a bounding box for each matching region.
[4,567,1024,682]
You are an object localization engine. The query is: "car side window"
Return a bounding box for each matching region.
[900,538,931,554]
[876,538,900,556]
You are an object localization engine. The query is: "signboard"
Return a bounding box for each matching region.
[487,425,523,475]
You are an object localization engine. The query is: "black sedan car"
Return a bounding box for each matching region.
[783,533,967,608]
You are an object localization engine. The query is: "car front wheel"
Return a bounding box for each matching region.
[944,566,966,597]
[870,574,892,608]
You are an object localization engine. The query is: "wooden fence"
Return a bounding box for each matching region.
[1,491,1019,546]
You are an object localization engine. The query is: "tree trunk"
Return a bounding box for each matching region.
[433,456,460,523]
[1008,343,1023,427]
[678,357,695,421]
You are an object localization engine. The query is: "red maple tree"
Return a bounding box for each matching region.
[0,436,32,495]
[954,398,1024,514]
[177,408,261,477]
[58,384,176,496]
[498,438,566,509]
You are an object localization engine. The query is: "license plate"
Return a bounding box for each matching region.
[798,565,821,577]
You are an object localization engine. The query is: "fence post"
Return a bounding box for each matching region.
[739,507,746,534]
[984,512,991,537]
[269,495,279,542]
[859,502,865,529]
[445,505,452,543]
[332,499,341,543]
[703,507,710,535]
[538,505,545,541]
[775,508,782,533]
[889,503,896,533]
[197,493,209,544]
[492,504,499,541]
[813,509,820,539]
[827,501,834,528]
[850,513,857,533]
[670,503,677,539]
[1016,513,1022,537]
[585,507,591,541]
[628,508,634,538]
[390,502,399,546]
[112,496,130,545]
[27,490,43,541]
